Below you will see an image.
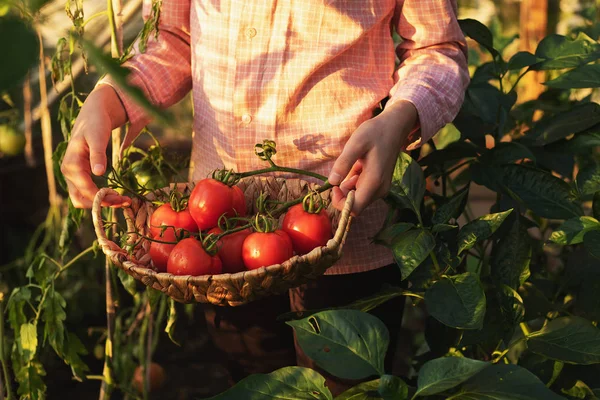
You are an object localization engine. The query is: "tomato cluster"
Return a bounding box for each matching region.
[147,179,334,276]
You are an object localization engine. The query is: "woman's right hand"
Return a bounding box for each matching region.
[60,84,131,209]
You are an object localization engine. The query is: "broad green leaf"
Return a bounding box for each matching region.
[416,357,489,397]
[507,51,542,70]
[549,216,600,245]
[52,141,68,191]
[344,286,408,314]
[117,268,137,296]
[500,164,583,219]
[576,163,600,196]
[20,323,38,362]
[165,298,180,345]
[425,272,486,330]
[419,141,479,167]
[433,123,461,149]
[42,289,66,354]
[449,364,564,399]
[83,40,173,125]
[491,218,532,289]
[432,186,470,225]
[391,229,436,280]
[459,19,499,57]
[432,224,458,233]
[456,210,513,255]
[206,366,332,400]
[372,223,415,246]
[527,316,600,365]
[482,142,536,165]
[389,152,426,213]
[584,230,600,260]
[464,83,516,127]
[521,103,600,146]
[333,377,409,400]
[0,18,39,91]
[16,362,46,400]
[287,310,388,380]
[533,33,600,70]
[545,64,600,88]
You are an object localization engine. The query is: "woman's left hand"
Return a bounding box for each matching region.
[328,100,418,216]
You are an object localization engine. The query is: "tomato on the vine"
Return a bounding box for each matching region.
[0,125,25,156]
[149,203,198,238]
[149,229,178,272]
[282,204,333,255]
[167,237,222,276]
[242,230,293,270]
[188,179,246,230]
[208,227,252,273]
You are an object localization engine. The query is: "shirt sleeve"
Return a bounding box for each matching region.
[97,0,192,147]
[388,0,470,150]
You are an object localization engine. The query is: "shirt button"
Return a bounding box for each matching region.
[241,114,252,124]
[245,27,257,40]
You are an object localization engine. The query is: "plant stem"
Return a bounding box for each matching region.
[492,337,526,364]
[0,296,15,400]
[56,246,96,277]
[237,166,328,182]
[82,11,108,28]
[519,322,531,336]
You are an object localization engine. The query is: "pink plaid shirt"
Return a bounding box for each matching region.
[100,0,469,275]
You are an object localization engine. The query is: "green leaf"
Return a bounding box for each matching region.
[450,364,564,399]
[456,210,513,255]
[117,269,137,296]
[459,19,499,57]
[20,323,38,362]
[63,333,89,380]
[576,163,600,196]
[391,229,436,280]
[415,357,489,397]
[432,224,458,233]
[464,83,516,127]
[545,64,600,89]
[527,316,600,365]
[372,223,415,246]
[522,103,600,146]
[425,272,486,330]
[16,362,46,400]
[584,230,600,260]
[8,287,31,331]
[83,40,173,126]
[165,298,180,346]
[432,186,470,225]
[146,286,161,310]
[0,18,39,91]
[336,376,409,400]
[507,51,542,70]
[42,289,66,354]
[419,141,479,167]
[287,310,388,380]
[500,164,583,219]
[549,216,600,245]
[491,218,532,289]
[204,367,333,400]
[533,33,600,70]
[482,142,536,165]
[388,152,426,214]
[52,141,68,192]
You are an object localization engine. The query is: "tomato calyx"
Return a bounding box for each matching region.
[167,187,189,212]
[212,168,240,187]
[302,191,326,214]
[251,214,278,234]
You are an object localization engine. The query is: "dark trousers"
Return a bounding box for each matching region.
[203,264,405,396]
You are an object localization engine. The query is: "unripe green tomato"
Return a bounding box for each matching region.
[0,125,26,156]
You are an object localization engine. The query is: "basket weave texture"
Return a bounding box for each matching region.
[92,177,354,306]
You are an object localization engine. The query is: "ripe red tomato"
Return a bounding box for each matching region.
[242,230,294,270]
[188,179,246,230]
[149,203,198,238]
[208,227,252,273]
[282,204,333,255]
[167,238,222,276]
[149,229,177,272]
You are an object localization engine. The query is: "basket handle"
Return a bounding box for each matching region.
[330,190,354,252]
[92,188,134,264]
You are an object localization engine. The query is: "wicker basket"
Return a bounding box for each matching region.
[92,176,354,306]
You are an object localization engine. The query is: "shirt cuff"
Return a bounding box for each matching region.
[387,84,442,151]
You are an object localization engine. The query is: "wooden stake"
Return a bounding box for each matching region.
[22,73,35,167]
